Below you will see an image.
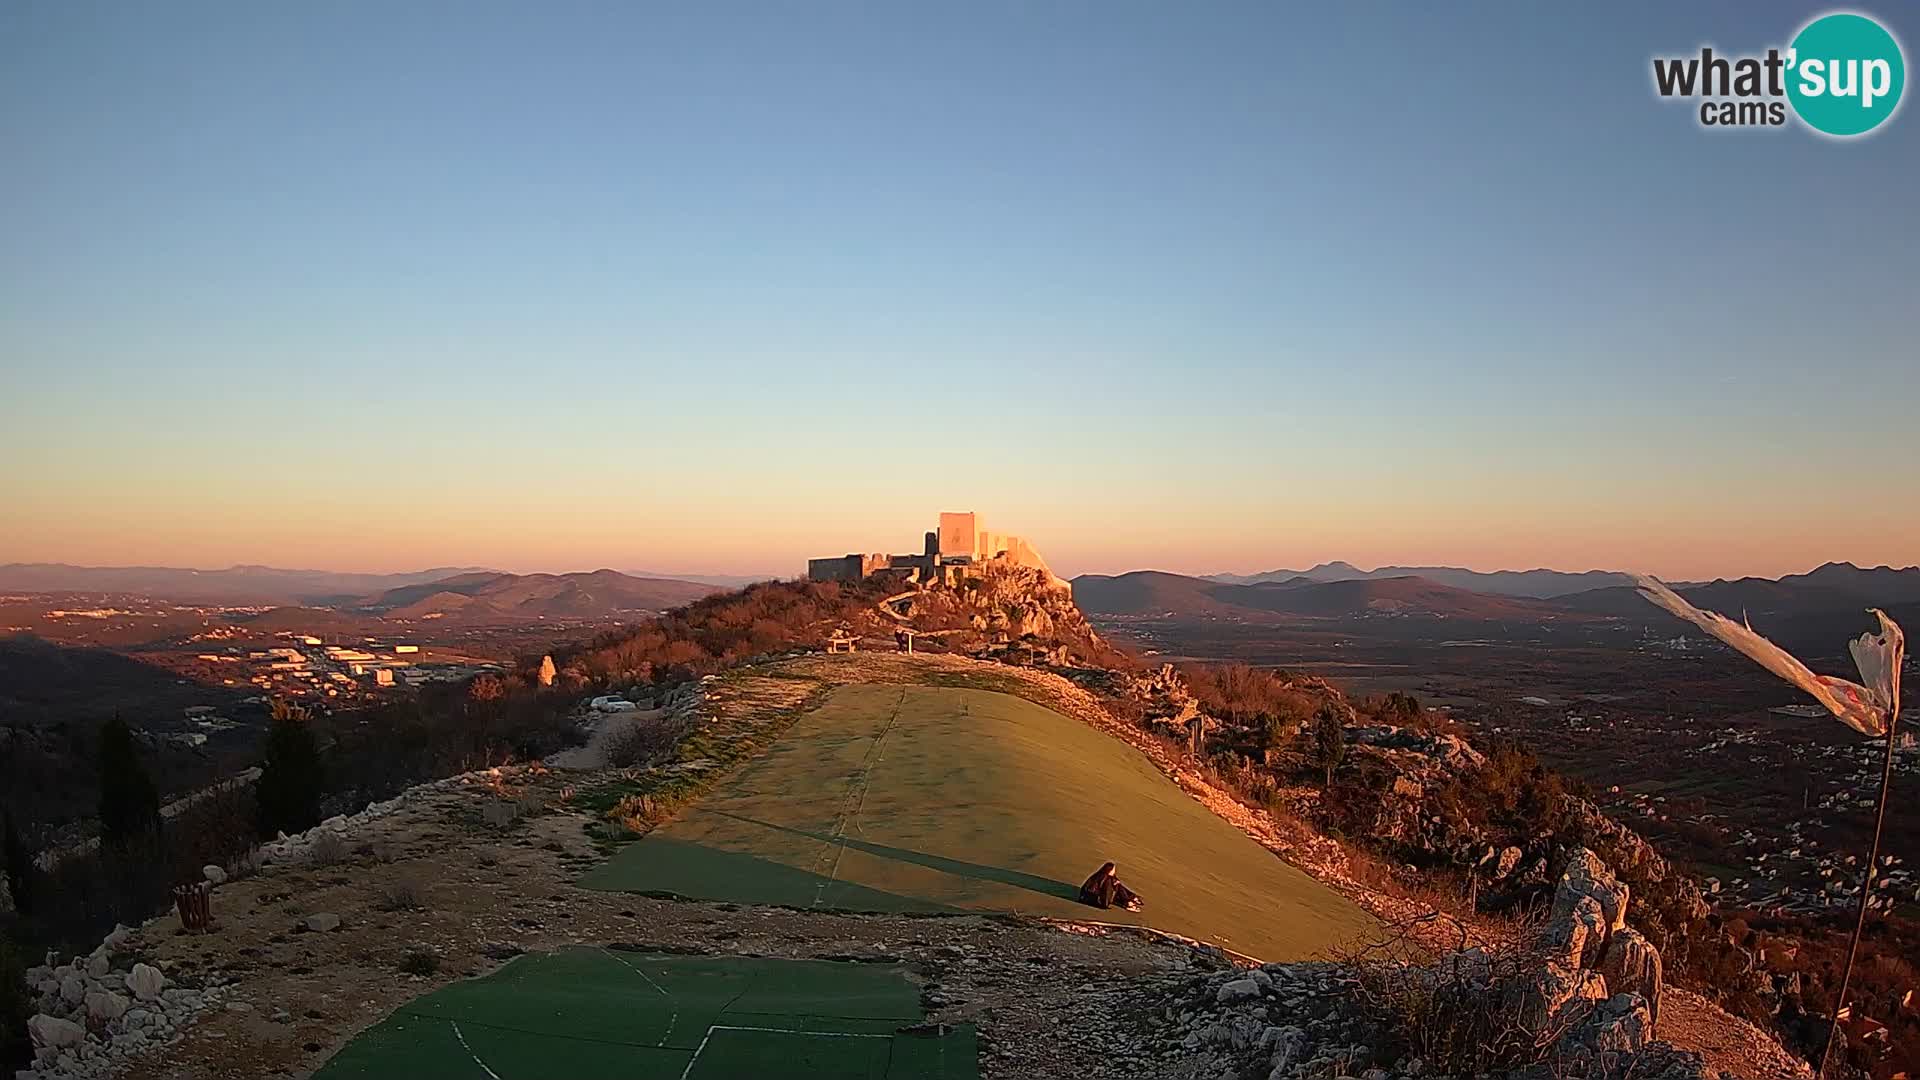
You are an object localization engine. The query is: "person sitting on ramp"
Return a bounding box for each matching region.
[1078,862,1143,911]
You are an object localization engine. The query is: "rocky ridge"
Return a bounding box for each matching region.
[1149,848,1766,1080]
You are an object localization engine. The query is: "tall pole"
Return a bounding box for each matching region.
[1818,693,1901,1080]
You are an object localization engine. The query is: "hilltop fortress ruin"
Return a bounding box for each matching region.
[807,511,1063,589]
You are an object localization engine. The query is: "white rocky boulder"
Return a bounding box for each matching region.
[1598,927,1664,1023]
[203,863,228,885]
[1215,977,1262,1005]
[28,1014,85,1050]
[59,973,86,1005]
[1553,847,1628,934]
[1560,992,1654,1062]
[1544,893,1607,970]
[1518,961,1606,1032]
[85,989,129,1022]
[127,962,166,1001]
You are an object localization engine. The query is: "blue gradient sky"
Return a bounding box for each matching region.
[3,2,1915,580]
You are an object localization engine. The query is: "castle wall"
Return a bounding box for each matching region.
[808,554,891,582]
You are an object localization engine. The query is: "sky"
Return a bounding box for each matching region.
[2,2,1916,582]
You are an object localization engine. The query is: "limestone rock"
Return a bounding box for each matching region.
[127,963,165,1001]
[302,912,342,933]
[1597,928,1664,1024]
[203,863,228,885]
[1519,961,1606,1032]
[58,974,85,1005]
[27,1014,85,1050]
[85,989,129,1023]
[1553,847,1629,934]
[1544,893,1607,970]
[86,951,110,978]
[1215,977,1262,1005]
[1558,992,1654,1069]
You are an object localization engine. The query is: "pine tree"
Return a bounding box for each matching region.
[1313,703,1346,787]
[96,715,161,849]
[1,806,30,917]
[256,700,324,838]
[1,933,30,1072]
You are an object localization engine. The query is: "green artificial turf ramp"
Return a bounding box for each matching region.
[582,684,1376,961]
[312,948,975,1080]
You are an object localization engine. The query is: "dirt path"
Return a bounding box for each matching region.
[1661,988,1814,1079]
[544,704,672,769]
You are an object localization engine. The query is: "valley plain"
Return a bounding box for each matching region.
[1081,578,1920,922]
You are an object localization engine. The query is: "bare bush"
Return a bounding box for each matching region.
[1346,942,1567,1075]
[377,881,424,912]
[397,948,440,976]
[604,718,683,768]
[307,832,351,868]
[606,791,687,834]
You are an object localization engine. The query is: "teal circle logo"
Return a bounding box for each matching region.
[1787,12,1906,136]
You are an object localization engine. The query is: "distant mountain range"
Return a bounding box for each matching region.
[1072,571,1564,621]
[1074,561,1920,630]
[354,570,720,620]
[1203,561,1637,598]
[0,563,497,605]
[623,570,779,590]
[0,563,724,619]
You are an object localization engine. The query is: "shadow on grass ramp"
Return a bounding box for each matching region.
[312,947,976,1079]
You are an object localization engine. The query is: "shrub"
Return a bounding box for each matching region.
[1313,704,1347,787]
[307,832,350,868]
[257,700,325,839]
[1348,945,1562,1075]
[96,716,160,850]
[1181,664,1323,727]
[1256,712,1298,750]
[604,718,682,769]
[2,808,29,917]
[398,948,440,976]
[377,881,424,912]
[607,794,668,833]
[1,934,28,1071]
